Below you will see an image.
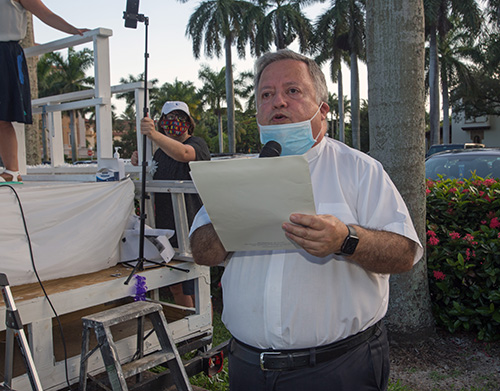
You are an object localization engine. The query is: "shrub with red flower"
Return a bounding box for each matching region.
[426,175,500,341]
[433,270,446,280]
[490,217,500,230]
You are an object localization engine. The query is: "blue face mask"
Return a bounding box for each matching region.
[258,104,323,156]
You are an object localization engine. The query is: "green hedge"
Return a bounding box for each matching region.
[426,176,500,341]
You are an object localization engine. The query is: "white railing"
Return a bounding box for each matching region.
[19,28,151,176]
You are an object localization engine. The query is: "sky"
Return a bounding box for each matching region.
[33,0,368,116]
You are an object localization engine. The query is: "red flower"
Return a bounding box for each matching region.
[490,217,500,230]
[433,270,446,280]
[463,233,475,244]
[428,236,440,246]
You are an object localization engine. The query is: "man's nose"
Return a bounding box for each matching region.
[272,92,287,108]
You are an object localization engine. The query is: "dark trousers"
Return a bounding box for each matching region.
[228,323,389,391]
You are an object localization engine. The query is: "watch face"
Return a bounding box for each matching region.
[343,237,359,255]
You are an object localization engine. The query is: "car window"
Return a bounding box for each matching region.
[426,155,500,180]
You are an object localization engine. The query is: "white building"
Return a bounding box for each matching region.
[451,114,500,147]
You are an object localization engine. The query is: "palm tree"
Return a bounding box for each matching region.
[151,79,200,120]
[424,0,482,146]
[254,0,313,53]
[115,73,159,117]
[450,29,500,116]
[314,0,366,149]
[234,69,256,113]
[37,47,94,162]
[366,0,434,340]
[198,65,229,153]
[326,92,350,139]
[186,0,263,154]
[435,21,481,143]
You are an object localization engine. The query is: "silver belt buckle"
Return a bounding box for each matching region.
[260,351,282,371]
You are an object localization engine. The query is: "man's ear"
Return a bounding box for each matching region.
[320,102,330,120]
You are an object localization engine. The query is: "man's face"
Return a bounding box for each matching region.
[256,59,328,141]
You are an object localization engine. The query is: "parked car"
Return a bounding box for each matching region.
[425,143,485,158]
[73,160,98,165]
[425,148,500,180]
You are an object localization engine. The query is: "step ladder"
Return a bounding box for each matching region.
[0,273,43,391]
[79,301,192,391]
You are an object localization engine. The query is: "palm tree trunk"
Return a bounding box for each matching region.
[350,53,360,150]
[329,107,335,138]
[224,37,236,154]
[20,12,41,165]
[441,61,450,144]
[338,69,345,143]
[217,111,224,153]
[366,0,434,341]
[429,24,440,146]
[70,110,77,162]
[276,14,285,49]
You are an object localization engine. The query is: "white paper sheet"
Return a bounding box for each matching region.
[189,155,316,251]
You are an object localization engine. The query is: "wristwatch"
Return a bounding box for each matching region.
[336,225,359,256]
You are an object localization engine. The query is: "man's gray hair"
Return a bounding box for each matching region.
[254,49,328,104]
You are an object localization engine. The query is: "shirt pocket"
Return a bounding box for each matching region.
[317,202,356,224]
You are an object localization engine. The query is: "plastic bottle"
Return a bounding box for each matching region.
[114,147,125,179]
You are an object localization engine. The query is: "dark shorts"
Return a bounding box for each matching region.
[0,41,32,124]
[182,279,195,295]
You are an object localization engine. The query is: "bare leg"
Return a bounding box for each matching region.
[0,121,20,181]
[169,283,195,308]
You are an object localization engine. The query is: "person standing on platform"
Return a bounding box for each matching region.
[132,101,211,307]
[0,0,89,183]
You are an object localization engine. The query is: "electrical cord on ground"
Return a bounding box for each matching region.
[1,184,73,390]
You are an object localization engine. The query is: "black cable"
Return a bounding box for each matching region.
[1,185,73,390]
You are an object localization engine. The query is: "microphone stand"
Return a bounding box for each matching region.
[122,12,188,285]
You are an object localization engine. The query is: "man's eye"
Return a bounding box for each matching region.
[288,88,299,94]
[261,92,271,99]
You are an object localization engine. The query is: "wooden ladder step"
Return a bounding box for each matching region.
[83,301,163,327]
[79,301,192,391]
[120,351,176,379]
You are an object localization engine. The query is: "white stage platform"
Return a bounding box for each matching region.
[0,180,134,286]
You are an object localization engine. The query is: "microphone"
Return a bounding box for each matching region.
[259,141,282,158]
[123,0,140,29]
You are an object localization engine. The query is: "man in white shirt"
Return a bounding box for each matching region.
[190,49,423,391]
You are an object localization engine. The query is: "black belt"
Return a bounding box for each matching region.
[230,321,381,371]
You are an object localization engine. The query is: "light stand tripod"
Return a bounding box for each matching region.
[122,2,188,285]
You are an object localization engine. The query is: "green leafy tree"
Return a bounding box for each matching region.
[314,0,365,149]
[234,69,256,113]
[326,92,350,140]
[197,65,228,153]
[186,0,263,154]
[450,29,500,117]
[115,73,159,117]
[151,79,200,120]
[424,0,482,146]
[434,20,481,143]
[37,47,94,162]
[254,0,313,53]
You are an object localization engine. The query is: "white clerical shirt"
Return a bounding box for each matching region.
[190,136,423,350]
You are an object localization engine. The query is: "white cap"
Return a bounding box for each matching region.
[161,101,191,117]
